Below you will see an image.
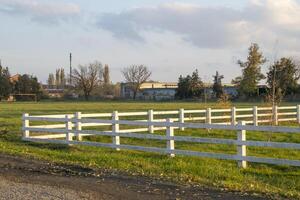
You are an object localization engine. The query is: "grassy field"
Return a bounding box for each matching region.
[1,101,300,199]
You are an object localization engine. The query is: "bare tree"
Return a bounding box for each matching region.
[72,61,103,100]
[122,65,151,99]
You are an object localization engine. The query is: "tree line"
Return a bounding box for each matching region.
[0,65,42,101]
[176,43,300,104]
[1,43,299,102]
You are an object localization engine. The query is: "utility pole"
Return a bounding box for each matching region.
[69,53,72,85]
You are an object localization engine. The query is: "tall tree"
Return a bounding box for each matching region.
[55,69,61,86]
[60,68,66,87]
[72,61,103,100]
[122,65,151,99]
[0,66,12,100]
[267,57,300,103]
[190,69,204,98]
[176,70,204,99]
[232,43,266,98]
[103,64,110,85]
[212,71,224,99]
[47,73,55,86]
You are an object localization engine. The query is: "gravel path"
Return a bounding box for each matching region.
[0,154,268,200]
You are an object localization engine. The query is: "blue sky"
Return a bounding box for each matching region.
[1,0,300,84]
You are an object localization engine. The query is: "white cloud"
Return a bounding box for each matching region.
[0,0,80,24]
[96,0,300,50]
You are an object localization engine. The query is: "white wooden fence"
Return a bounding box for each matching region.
[22,105,300,168]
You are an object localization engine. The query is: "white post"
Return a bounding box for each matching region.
[166,118,175,157]
[75,112,82,141]
[253,106,258,126]
[231,107,236,125]
[179,108,185,131]
[297,105,300,124]
[112,111,120,151]
[22,113,29,139]
[148,110,154,133]
[273,105,278,126]
[237,121,247,169]
[206,108,211,124]
[65,115,73,145]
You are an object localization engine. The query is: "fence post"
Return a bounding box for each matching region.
[148,110,154,133]
[237,121,247,169]
[65,115,73,145]
[166,118,175,157]
[112,111,120,151]
[206,108,211,124]
[75,112,82,141]
[273,105,278,126]
[179,108,185,131]
[22,113,29,139]
[231,107,236,125]
[253,106,258,126]
[297,105,300,124]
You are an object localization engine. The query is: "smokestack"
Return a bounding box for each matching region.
[69,53,72,85]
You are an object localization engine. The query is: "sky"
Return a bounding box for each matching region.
[1,0,300,84]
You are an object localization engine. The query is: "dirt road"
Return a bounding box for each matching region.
[0,154,267,200]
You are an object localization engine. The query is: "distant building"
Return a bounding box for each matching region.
[42,85,65,98]
[121,82,177,100]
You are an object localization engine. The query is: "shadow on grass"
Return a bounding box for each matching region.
[0,132,70,151]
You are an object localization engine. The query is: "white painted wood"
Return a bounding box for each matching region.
[273,106,278,125]
[237,121,247,168]
[211,109,231,113]
[81,113,112,117]
[257,107,272,111]
[22,113,30,139]
[231,107,236,125]
[22,104,300,168]
[65,115,73,144]
[277,112,297,116]
[166,118,175,157]
[206,108,211,124]
[278,106,296,110]
[278,118,297,122]
[153,111,179,115]
[297,105,300,124]
[112,111,120,151]
[211,116,231,120]
[236,114,254,118]
[148,110,154,133]
[179,108,185,131]
[118,112,148,116]
[253,106,258,126]
[75,112,82,141]
[236,108,253,111]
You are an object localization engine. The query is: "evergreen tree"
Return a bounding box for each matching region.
[233,43,266,98]
[0,66,12,100]
[47,73,55,86]
[55,69,61,86]
[212,71,224,99]
[60,68,66,87]
[176,70,203,99]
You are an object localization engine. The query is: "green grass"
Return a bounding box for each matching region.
[1,101,300,199]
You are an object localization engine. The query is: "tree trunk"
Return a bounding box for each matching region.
[133,91,137,100]
[84,92,89,101]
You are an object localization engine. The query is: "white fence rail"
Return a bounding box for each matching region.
[22,105,300,168]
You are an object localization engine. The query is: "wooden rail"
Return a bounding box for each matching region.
[22,105,300,168]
